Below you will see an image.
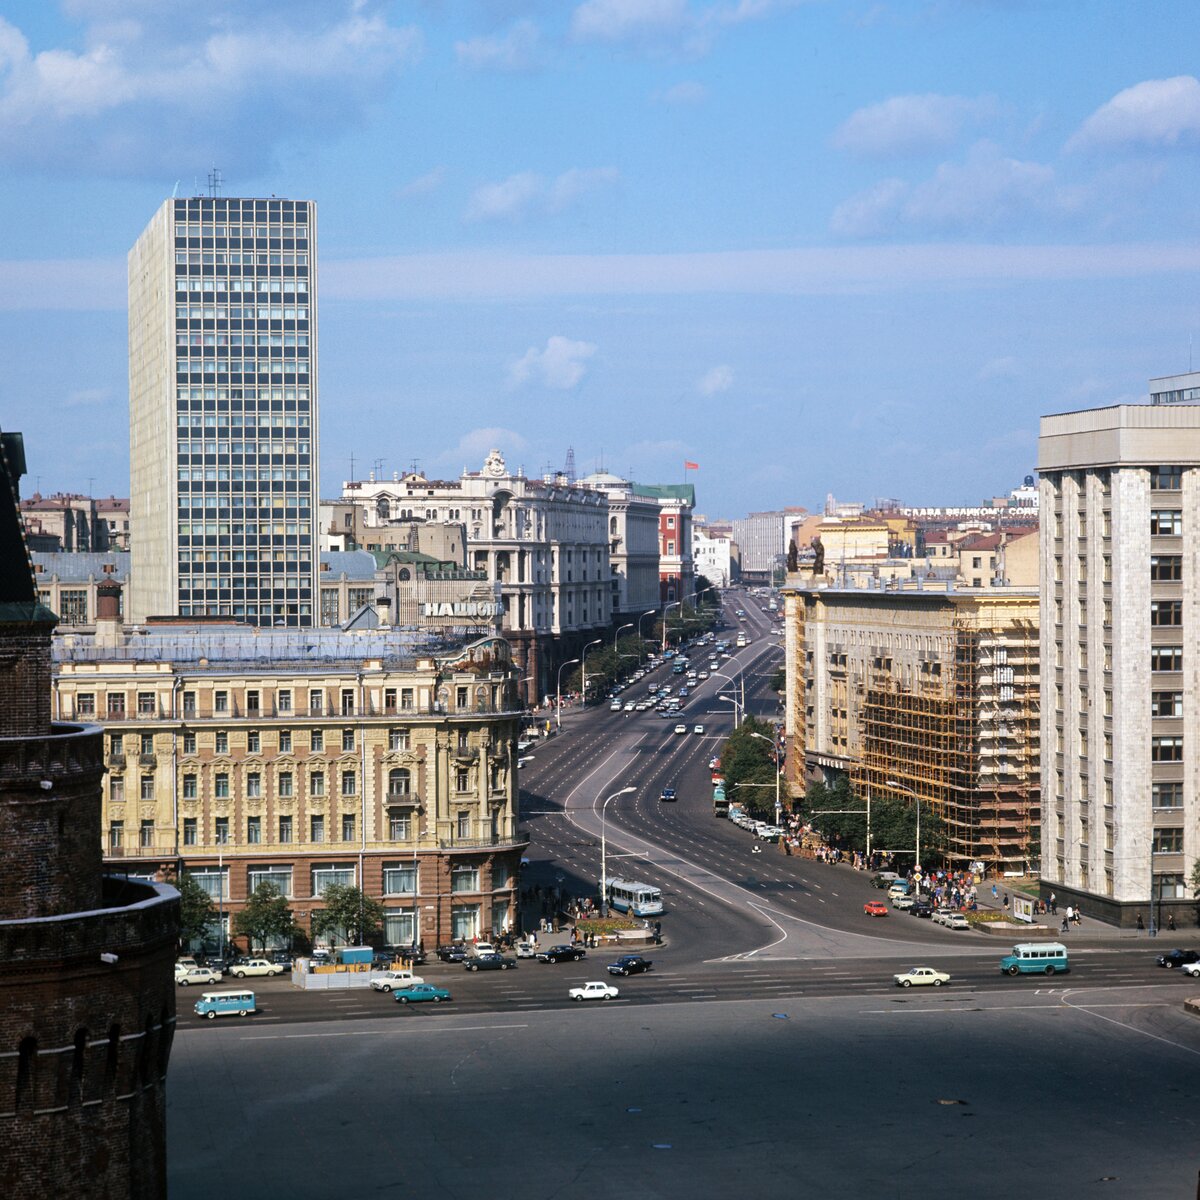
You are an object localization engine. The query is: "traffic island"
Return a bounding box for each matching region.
[1185,997,1200,1021]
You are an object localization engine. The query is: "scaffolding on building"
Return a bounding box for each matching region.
[849,609,1039,873]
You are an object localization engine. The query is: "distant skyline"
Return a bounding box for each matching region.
[3,2,1200,517]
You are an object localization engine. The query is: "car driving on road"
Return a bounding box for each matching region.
[465,953,517,971]
[569,981,619,1002]
[1156,949,1200,969]
[893,967,950,988]
[607,955,653,976]
[536,944,586,963]
[229,958,285,978]
[370,969,425,992]
[659,786,677,802]
[863,900,888,917]
[394,983,451,1004]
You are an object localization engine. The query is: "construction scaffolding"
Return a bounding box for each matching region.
[850,607,1039,873]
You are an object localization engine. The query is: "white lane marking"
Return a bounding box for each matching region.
[240,1023,531,1041]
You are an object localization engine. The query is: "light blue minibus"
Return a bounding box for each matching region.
[194,990,257,1019]
[999,942,1069,976]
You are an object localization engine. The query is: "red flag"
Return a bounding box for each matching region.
[684,460,699,470]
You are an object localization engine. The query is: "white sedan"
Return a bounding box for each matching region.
[674,724,688,735]
[893,967,951,988]
[229,959,285,978]
[891,894,916,910]
[1182,960,1200,978]
[569,981,619,1002]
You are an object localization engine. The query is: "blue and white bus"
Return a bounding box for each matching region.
[605,878,664,917]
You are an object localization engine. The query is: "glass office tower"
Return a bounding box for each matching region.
[128,195,319,626]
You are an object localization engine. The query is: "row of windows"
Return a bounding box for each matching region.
[175,251,309,266]
[176,387,310,403]
[175,279,307,295]
[175,305,309,321]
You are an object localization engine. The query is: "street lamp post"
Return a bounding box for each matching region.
[661,600,683,653]
[599,785,638,916]
[636,609,657,663]
[748,730,782,826]
[580,638,603,707]
[887,780,921,874]
[555,657,580,732]
[613,622,634,650]
[710,668,745,727]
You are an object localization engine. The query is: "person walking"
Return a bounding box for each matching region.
[1136,913,1145,933]
[1049,892,1057,915]
[1168,913,1176,932]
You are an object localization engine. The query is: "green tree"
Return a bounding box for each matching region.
[721,716,779,816]
[232,882,295,952]
[176,872,216,947]
[1190,859,1200,897]
[311,883,385,946]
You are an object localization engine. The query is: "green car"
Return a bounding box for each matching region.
[394,983,452,1004]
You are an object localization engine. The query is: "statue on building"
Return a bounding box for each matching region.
[786,541,799,573]
[810,535,825,576]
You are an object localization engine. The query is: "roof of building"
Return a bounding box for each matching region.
[632,483,695,505]
[320,550,378,579]
[31,551,130,581]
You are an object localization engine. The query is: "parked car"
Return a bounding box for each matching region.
[465,953,517,972]
[944,913,971,930]
[863,901,889,917]
[932,908,955,925]
[607,955,652,977]
[176,966,223,987]
[910,901,934,918]
[515,941,538,958]
[229,958,284,979]
[436,944,470,963]
[1156,949,1200,969]
[891,895,915,911]
[569,981,619,1002]
[536,944,586,963]
[893,967,951,988]
[394,984,451,1004]
[371,969,425,992]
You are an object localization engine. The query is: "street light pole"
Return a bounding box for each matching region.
[580,638,603,708]
[711,668,745,727]
[748,730,782,826]
[613,622,634,650]
[555,657,580,732]
[661,600,683,653]
[636,609,657,663]
[599,785,638,916]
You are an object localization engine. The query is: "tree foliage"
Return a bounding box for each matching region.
[232,881,295,951]
[311,883,385,946]
[176,872,216,947]
[720,716,779,816]
[801,776,945,865]
[1190,858,1200,897]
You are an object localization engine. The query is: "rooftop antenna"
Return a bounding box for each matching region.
[349,452,357,483]
[171,180,180,199]
[207,167,223,198]
[564,446,576,483]
[372,457,386,479]
[408,458,421,476]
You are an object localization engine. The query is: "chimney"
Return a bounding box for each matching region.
[94,581,125,649]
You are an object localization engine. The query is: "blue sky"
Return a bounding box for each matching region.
[3,1,1200,518]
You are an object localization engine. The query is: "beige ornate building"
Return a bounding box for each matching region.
[52,614,525,950]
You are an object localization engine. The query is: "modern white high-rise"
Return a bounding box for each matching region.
[128,194,319,626]
[1038,377,1200,927]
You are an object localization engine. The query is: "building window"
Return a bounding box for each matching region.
[107,693,126,718]
[278,770,293,798]
[320,590,339,626]
[279,815,294,843]
[401,688,414,711]
[382,864,416,895]
[341,728,355,752]
[247,730,261,753]
[139,775,154,801]
[214,690,228,714]
[215,772,230,798]
[1152,781,1183,808]
[279,730,292,753]
[59,589,88,624]
[139,819,154,848]
[76,692,96,716]
[310,770,325,797]
[182,731,197,754]
[1151,555,1182,581]
[1151,465,1182,490]
[183,775,197,800]
[140,732,154,756]
[388,812,411,840]
[389,728,409,751]
[247,772,262,798]
[109,775,124,803]
[1151,600,1183,626]
[215,816,230,844]
[341,770,356,796]
[450,904,480,940]
[1151,736,1184,762]
[1150,510,1183,536]
[341,813,356,842]
[1151,692,1184,718]
[215,731,229,754]
[278,689,292,714]
[1154,873,1188,899]
[310,728,324,752]
[108,820,123,849]
[312,864,355,895]
[1152,646,1183,672]
[188,867,227,900]
[248,867,293,898]
[246,689,260,715]
[182,691,196,716]
[341,688,355,716]
[310,815,325,843]
[451,864,479,893]
[456,810,471,838]
[183,817,197,845]
[384,910,417,947]
[309,689,324,715]
[137,691,155,716]
[456,769,470,793]
[388,767,411,797]
[384,688,397,714]
[1152,827,1184,854]
[493,860,512,890]
[247,816,262,844]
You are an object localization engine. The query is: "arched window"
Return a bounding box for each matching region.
[16,1037,36,1111]
[398,568,411,581]
[388,768,410,797]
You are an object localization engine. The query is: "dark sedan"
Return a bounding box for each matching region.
[1156,949,1200,969]
[464,953,517,972]
[607,955,653,977]
[910,900,933,918]
[536,944,586,963]
[436,944,470,964]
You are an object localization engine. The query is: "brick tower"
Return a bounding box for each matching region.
[0,430,178,1198]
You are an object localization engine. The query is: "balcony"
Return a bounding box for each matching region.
[138,753,157,767]
[107,752,126,769]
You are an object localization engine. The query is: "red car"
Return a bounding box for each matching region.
[863,900,889,917]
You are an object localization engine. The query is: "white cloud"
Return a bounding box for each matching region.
[1067,75,1200,153]
[0,4,422,175]
[455,19,542,72]
[397,166,446,198]
[435,427,529,468]
[832,93,997,158]
[659,80,708,105]
[698,364,734,394]
[831,142,1081,237]
[465,167,619,222]
[571,0,690,43]
[508,336,597,390]
[977,356,1020,382]
[63,386,114,408]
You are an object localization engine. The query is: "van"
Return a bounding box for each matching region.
[999,942,1069,977]
[194,990,256,1019]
